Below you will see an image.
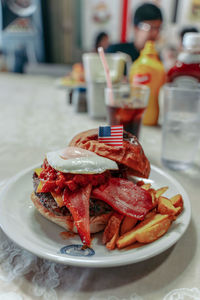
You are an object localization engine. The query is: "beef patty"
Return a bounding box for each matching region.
[33,173,112,217]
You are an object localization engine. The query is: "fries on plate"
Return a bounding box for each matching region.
[103,183,184,250]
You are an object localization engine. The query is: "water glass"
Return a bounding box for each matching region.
[161,84,200,170]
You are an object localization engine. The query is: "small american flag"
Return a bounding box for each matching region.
[98,125,123,146]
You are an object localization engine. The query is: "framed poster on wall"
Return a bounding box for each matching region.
[82,0,121,51]
[176,0,200,26]
[188,0,200,21]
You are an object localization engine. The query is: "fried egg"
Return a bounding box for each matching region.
[46,147,118,174]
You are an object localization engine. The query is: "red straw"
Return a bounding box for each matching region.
[98,47,114,104]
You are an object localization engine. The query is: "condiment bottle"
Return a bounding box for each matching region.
[72,87,87,113]
[129,41,166,126]
[167,33,200,86]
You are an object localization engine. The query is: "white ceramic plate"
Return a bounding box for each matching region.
[0,164,191,268]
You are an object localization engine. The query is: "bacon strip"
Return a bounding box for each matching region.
[92,178,153,220]
[63,184,92,246]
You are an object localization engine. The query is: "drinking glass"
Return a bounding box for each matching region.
[161,84,200,170]
[105,84,150,138]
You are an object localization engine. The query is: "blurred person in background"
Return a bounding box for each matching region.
[106,3,163,62]
[160,26,199,71]
[0,50,7,72]
[94,31,110,52]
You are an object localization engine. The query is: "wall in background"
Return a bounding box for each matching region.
[42,0,82,64]
[81,0,200,52]
[41,0,200,64]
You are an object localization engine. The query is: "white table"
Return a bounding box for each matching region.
[0,73,200,300]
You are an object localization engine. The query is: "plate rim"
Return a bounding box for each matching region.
[0,164,191,268]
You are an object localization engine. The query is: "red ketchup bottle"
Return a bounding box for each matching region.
[167,33,200,86]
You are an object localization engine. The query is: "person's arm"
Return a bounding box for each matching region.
[105,44,118,54]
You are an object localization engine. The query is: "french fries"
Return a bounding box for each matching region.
[135,217,172,244]
[158,196,178,216]
[103,182,184,250]
[117,214,171,249]
[120,216,138,235]
[170,194,183,208]
[102,213,124,250]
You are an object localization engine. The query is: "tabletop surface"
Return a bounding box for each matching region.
[0,73,200,300]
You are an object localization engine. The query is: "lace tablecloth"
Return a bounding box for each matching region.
[0,73,200,300]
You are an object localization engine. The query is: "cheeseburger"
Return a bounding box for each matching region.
[31,128,152,246]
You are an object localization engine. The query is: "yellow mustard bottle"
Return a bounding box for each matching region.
[129,41,166,125]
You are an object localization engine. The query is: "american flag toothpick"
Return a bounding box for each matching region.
[98,125,123,147]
